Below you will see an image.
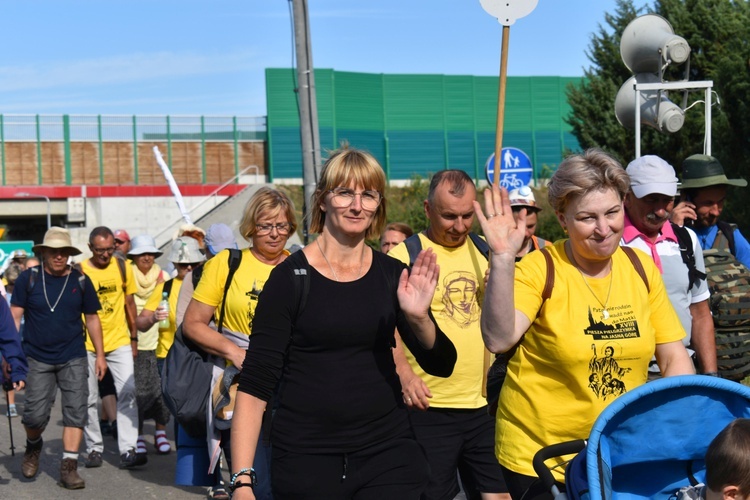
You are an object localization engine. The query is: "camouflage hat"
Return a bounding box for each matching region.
[680,154,747,189]
[167,236,206,264]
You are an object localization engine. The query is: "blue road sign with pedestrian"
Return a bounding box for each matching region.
[485,147,533,188]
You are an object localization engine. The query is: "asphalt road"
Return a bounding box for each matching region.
[0,389,209,499]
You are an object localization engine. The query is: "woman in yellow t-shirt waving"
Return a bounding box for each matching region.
[477,149,695,499]
[183,187,297,500]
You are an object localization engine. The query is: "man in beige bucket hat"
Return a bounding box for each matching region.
[10,226,107,489]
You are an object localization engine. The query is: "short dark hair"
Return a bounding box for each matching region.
[427,170,474,204]
[705,418,750,494]
[89,226,114,243]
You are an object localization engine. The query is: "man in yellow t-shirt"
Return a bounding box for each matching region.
[79,226,145,470]
[390,170,508,500]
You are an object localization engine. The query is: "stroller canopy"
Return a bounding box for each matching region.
[581,375,750,500]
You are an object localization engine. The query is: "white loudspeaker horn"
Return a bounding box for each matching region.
[615,74,685,133]
[620,14,691,74]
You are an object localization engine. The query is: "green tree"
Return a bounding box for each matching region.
[567,0,750,232]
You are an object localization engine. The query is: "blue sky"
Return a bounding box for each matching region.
[0,0,649,117]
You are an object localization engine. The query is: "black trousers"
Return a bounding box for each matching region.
[271,434,429,500]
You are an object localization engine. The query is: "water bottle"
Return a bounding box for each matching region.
[158,292,170,329]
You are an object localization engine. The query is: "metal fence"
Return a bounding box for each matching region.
[0,114,268,186]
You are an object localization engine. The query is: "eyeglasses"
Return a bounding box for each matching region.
[328,188,382,210]
[255,223,292,236]
[91,247,115,255]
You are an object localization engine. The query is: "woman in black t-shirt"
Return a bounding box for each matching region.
[229,146,457,499]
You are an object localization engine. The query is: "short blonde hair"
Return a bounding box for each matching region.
[239,187,298,242]
[548,148,630,214]
[309,147,387,239]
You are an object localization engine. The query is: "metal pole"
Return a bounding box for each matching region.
[14,193,51,230]
[292,0,321,244]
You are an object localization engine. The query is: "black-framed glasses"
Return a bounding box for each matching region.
[255,223,292,236]
[91,246,115,255]
[328,188,382,210]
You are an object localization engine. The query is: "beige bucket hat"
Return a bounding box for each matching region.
[32,226,82,256]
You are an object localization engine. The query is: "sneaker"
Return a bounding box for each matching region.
[119,448,147,469]
[84,450,103,468]
[22,438,43,478]
[7,405,17,418]
[59,457,86,489]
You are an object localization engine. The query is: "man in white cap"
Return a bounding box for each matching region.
[622,155,717,376]
[508,186,550,261]
[10,226,106,489]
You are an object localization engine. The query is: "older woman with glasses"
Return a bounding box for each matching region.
[228,146,457,500]
[183,187,298,500]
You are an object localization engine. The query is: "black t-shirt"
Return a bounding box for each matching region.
[12,266,101,364]
[239,250,456,453]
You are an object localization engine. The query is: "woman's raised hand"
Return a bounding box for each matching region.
[397,248,439,319]
[473,185,526,258]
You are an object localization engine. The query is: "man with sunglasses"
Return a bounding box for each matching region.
[79,226,145,470]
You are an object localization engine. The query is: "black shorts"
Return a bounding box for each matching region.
[409,406,507,500]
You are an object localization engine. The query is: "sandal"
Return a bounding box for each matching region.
[207,483,229,500]
[155,432,171,454]
[136,436,148,455]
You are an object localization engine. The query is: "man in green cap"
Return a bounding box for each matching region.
[671,154,750,268]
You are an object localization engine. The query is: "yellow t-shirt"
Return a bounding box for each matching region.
[192,248,289,335]
[389,233,488,409]
[82,257,137,353]
[496,240,686,479]
[143,278,184,359]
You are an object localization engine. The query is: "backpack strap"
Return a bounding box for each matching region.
[116,256,127,289]
[540,247,554,303]
[540,246,650,306]
[162,278,175,299]
[27,266,40,294]
[671,222,706,291]
[715,221,737,256]
[191,263,205,289]
[621,246,650,293]
[404,234,423,267]
[468,233,490,259]
[216,248,242,333]
[285,250,310,321]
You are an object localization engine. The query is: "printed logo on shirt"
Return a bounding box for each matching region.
[95,280,119,315]
[246,279,263,330]
[440,271,480,328]
[588,343,632,401]
[583,305,641,341]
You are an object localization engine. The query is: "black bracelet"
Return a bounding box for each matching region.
[130,337,138,341]
[230,482,254,492]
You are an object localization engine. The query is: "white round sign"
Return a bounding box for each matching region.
[479,0,538,26]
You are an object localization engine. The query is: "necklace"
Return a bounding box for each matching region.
[42,267,71,313]
[576,261,614,320]
[316,238,364,282]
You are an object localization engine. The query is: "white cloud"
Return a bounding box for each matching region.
[0,50,262,92]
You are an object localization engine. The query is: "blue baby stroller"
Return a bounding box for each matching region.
[533,375,750,500]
